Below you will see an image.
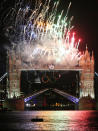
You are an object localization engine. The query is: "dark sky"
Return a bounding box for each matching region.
[66,0,98,72]
[58,0,98,72]
[0,0,98,73]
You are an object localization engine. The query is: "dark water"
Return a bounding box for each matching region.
[0,111,98,131]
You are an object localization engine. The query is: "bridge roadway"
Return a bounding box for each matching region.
[0,72,98,82]
[24,88,49,102]
[21,68,83,71]
[0,71,97,83]
[24,88,79,104]
[0,72,98,104]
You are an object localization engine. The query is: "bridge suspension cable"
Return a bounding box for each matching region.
[0,72,7,82]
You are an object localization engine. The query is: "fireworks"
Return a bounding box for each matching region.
[5,0,82,68]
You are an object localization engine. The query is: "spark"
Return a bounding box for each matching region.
[5,0,82,68]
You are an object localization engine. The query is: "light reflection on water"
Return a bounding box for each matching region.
[0,111,98,131]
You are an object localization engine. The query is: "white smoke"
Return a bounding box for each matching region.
[6,0,81,68]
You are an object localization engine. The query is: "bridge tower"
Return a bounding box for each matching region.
[79,47,95,109]
[7,51,21,98]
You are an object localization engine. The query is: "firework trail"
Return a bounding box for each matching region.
[3,0,82,68]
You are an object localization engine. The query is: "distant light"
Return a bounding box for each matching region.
[26,103,31,107]
[32,104,35,107]
[35,77,41,83]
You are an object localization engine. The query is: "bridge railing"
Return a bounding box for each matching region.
[24,87,79,104]
[24,88,49,102]
[53,88,79,104]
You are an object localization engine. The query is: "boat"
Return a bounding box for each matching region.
[31,118,43,122]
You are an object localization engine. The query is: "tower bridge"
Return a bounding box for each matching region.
[3,47,96,110]
[7,47,95,97]
[0,0,96,110]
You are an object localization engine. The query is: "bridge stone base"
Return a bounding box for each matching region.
[96,103,98,110]
[3,98,24,111]
[3,97,96,111]
[79,96,96,110]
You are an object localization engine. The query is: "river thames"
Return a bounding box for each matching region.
[0,111,98,131]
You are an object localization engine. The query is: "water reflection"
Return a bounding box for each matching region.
[0,111,98,131]
[29,111,98,131]
[68,111,98,131]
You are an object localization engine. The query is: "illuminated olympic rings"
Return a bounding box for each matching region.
[41,73,61,83]
[54,72,61,80]
[41,75,49,83]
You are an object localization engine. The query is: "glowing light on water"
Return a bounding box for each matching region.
[5,0,82,68]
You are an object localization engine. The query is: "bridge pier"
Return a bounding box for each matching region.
[75,103,79,110]
[96,103,98,110]
[3,98,24,111]
[79,97,96,110]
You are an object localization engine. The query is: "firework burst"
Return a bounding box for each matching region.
[4,0,82,68]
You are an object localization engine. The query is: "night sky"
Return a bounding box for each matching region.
[0,0,98,107]
[0,0,98,73]
[64,0,98,72]
[58,0,98,72]
[0,1,98,77]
